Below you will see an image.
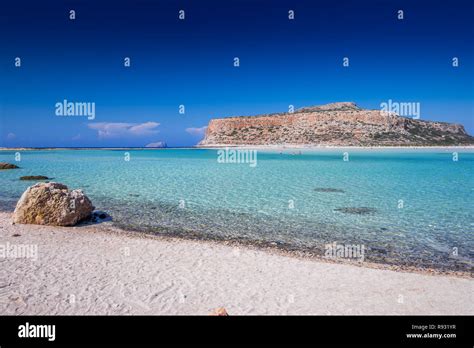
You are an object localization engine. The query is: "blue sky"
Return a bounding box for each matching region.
[1,0,473,147]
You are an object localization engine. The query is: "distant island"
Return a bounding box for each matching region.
[198,102,474,147]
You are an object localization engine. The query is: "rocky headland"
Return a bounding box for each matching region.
[198,102,474,147]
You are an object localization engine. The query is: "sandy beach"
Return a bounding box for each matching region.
[0,211,472,315]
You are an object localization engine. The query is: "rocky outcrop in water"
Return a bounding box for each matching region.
[0,162,19,169]
[198,102,474,146]
[19,176,50,181]
[12,182,94,226]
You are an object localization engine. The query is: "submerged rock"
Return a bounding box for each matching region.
[91,210,111,222]
[314,187,345,193]
[0,162,19,169]
[12,182,94,226]
[370,246,388,254]
[19,175,50,181]
[334,207,377,215]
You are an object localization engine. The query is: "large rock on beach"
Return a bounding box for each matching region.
[0,162,19,169]
[12,182,94,226]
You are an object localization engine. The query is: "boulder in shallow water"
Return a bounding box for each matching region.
[0,162,19,169]
[19,175,50,181]
[12,182,94,226]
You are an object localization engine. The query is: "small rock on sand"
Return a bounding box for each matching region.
[210,307,229,316]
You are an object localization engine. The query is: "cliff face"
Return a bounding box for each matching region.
[198,102,474,146]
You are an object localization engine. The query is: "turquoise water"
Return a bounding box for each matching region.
[0,149,473,272]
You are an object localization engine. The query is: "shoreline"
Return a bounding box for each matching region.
[1,211,473,315]
[1,207,471,278]
[111,220,472,279]
[0,200,472,278]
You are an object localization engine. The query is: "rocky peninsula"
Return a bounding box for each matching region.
[198,102,474,147]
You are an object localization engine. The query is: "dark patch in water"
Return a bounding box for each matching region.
[79,211,113,225]
[128,194,140,197]
[314,187,345,193]
[93,210,111,220]
[19,175,50,181]
[370,246,388,254]
[334,207,377,215]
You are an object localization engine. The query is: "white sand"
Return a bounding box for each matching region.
[0,212,472,315]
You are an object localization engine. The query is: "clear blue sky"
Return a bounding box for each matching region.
[1,0,473,147]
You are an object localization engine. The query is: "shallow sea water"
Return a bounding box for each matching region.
[0,149,472,272]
